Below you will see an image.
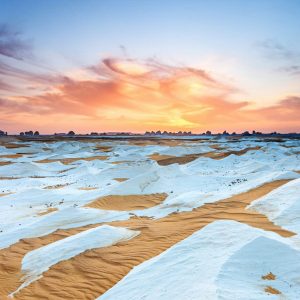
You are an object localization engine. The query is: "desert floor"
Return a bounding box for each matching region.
[0,135,300,299]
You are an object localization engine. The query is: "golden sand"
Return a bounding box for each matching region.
[0,193,12,197]
[0,223,99,299]
[209,144,227,150]
[262,272,276,280]
[114,178,129,182]
[85,193,168,211]
[0,154,23,159]
[35,156,108,165]
[150,146,261,165]
[149,153,200,165]
[37,207,58,216]
[264,286,281,295]
[110,160,132,164]
[78,187,99,191]
[94,146,112,152]
[0,180,293,300]
[1,143,30,149]
[0,161,12,166]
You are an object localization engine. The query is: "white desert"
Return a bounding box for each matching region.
[0,136,300,299]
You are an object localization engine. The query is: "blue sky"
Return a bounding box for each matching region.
[1,0,299,64]
[1,0,300,101]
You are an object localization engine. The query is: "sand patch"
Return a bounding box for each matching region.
[0,154,23,159]
[262,272,276,280]
[85,193,168,211]
[150,146,261,166]
[0,193,12,197]
[264,286,281,295]
[0,161,12,166]
[4,180,294,300]
[78,187,98,191]
[1,143,30,149]
[110,160,132,165]
[150,153,199,165]
[35,156,108,165]
[114,178,128,182]
[209,144,227,151]
[94,146,112,152]
[37,208,58,216]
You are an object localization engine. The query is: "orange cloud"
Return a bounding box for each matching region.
[0,57,300,133]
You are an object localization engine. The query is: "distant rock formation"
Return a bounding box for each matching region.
[242,131,250,136]
[68,131,75,136]
[25,131,34,136]
[0,130,7,136]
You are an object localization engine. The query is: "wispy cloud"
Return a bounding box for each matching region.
[0,23,32,61]
[258,39,300,76]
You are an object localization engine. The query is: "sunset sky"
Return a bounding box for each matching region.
[0,0,300,134]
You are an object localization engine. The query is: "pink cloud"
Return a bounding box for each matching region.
[0,56,299,133]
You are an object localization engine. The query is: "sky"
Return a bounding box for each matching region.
[0,0,300,134]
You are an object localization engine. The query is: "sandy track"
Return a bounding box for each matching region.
[0,179,293,300]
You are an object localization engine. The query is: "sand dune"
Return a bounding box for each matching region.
[150,146,261,165]
[85,193,168,211]
[0,180,292,300]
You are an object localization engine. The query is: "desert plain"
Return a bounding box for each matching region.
[0,135,300,299]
